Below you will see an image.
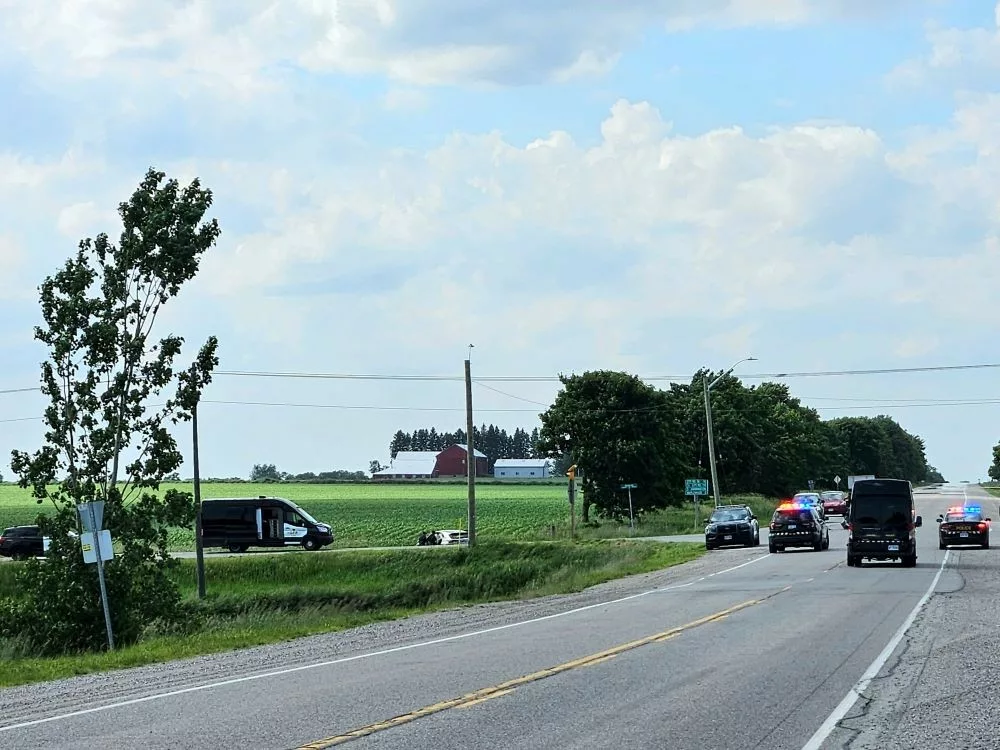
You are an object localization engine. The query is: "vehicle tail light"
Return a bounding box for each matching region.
[770,522,777,530]
[978,523,988,531]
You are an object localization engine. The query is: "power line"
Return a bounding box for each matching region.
[209,362,1000,382]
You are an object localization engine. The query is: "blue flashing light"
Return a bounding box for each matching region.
[965,504,982,514]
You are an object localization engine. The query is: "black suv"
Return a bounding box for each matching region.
[844,478,922,567]
[705,504,760,549]
[0,525,44,560]
[768,503,829,552]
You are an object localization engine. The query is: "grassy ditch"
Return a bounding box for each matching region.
[0,540,704,688]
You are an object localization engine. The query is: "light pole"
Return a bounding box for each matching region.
[703,356,757,507]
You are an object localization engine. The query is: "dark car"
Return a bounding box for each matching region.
[820,490,848,516]
[768,502,829,553]
[705,505,760,549]
[936,505,990,549]
[844,478,922,567]
[0,525,44,560]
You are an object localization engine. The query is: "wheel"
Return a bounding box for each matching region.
[847,554,860,567]
[11,551,27,562]
[939,541,946,550]
[755,531,761,546]
[822,536,830,550]
[303,538,320,551]
[902,555,917,568]
[983,538,990,549]
[227,543,248,553]
[813,539,823,551]
[769,543,777,553]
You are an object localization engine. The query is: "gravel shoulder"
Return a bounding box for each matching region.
[0,543,762,725]
[826,544,1000,750]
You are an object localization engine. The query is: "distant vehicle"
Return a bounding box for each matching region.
[418,529,469,546]
[200,496,334,553]
[936,504,990,549]
[844,479,922,567]
[847,474,875,491]
[704,504,760,549]
[0,525,44,560]
[768,502,829,553]
[792,492,826,520]
[820,490,848,516]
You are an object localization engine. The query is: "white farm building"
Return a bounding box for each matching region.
[493,458,551,479]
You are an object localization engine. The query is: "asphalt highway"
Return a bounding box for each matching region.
[0,484,992,749]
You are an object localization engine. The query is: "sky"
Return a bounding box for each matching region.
[1,0,999,483]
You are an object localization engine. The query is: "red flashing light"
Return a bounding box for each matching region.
[978,523,988,531]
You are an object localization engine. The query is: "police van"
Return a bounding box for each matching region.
[200,496,334,553]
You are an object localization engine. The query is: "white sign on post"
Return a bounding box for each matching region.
[78,501,105,532]
[81,530,114,564]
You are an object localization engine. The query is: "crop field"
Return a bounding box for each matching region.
[0,482,778,550]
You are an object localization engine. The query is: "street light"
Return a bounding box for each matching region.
[703,356,757,507]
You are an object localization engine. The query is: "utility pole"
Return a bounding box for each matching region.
[192,395,206,598]
[703,376,722,507]
[465,350,476,547]
[703,356,757,507]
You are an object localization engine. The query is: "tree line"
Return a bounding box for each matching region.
[535,370,943,521]
[388,425,543,471]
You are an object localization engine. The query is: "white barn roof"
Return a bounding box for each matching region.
[374,451,439,476]
[449,444,487,458]
[493,458,550,468]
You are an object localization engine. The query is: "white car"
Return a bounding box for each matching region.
[434,529,469,546]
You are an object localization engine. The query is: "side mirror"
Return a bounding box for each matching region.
[988,518,993,522]
[935,516,943,523]
[915,516,923,527]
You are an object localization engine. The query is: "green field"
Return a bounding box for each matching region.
[0,482,779,549]
[0,540,704,687]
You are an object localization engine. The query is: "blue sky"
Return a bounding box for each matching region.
[1,0,1000,483]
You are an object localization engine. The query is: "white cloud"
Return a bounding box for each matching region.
[0,0,925,90]
[382,88,429,111]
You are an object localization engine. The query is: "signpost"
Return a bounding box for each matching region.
[78,501,115,650]
[834,475,842,489]
[620,483,637,533]
[686,478,710,525]
[567,465,578,540]
[808,479,816,490]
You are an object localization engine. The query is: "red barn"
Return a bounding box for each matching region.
[434,444,488,478]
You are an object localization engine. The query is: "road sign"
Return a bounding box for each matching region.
[78,501,105,532]
[685,479,709,496]
[81,530,113,564]
[620,483,637,489]
[834,475,841,485]
[808,479,815,490]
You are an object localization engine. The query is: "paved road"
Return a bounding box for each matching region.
[1,484,988,749]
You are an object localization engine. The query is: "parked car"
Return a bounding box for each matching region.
[0,525,44,560]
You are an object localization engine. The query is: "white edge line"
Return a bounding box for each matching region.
[0,553,771,733]
[799,549,950,750]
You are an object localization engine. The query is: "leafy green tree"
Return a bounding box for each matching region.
[989,443,1000,483]
[537,371,686,521]
[3,168,220,654]
[250,463,281,481]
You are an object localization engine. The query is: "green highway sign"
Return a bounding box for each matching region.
[685,478,709,496]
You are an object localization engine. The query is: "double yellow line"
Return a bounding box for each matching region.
[297,593,781,749]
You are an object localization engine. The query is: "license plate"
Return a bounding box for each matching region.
[960,532,969,538]
[789,524,797,529]
[724,535,732,540]
[888,544,899,551]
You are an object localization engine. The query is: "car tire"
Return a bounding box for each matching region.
[303,538,320,551]
[755,532,761,546]
[768,543,777,553]
[227,543,248,553]
[902,554,917,568]
[939,541,946,550]
[983,538,990,549]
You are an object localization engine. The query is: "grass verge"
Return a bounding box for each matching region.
[0,540,704,688]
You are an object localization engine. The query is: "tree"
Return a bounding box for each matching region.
[4,167,220,654]
[989,442,1000,483]
[250,463,281,481]
[370,460,385,475]
[537,371,687,521]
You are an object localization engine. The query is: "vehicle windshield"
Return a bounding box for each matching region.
[945,511,981,522]
[851,497,911,526]
[292,504,319,525]
[794,494,819,502]
[821,492,843,500]
[774,508,812,522]
[710,510,748,522]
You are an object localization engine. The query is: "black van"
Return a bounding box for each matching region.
[844,479,922,567]
[201,496,334,553]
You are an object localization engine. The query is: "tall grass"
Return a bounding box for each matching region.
[0,540,704,688]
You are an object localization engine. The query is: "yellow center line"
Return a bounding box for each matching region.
[296,591,788,749]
